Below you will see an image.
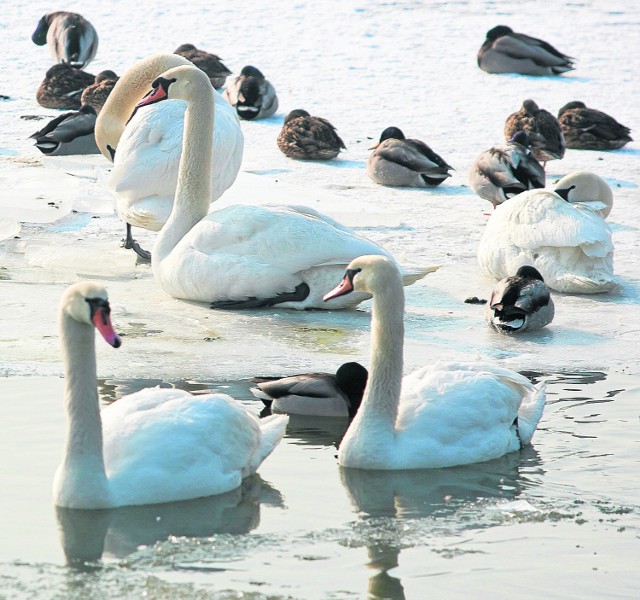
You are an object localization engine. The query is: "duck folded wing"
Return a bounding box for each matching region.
[377,139,449,172]
[493,34,571,66]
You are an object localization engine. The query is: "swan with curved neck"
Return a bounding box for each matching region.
[95,53,190,160]
[478,171,617,294]
[53,281,288,509]
[135,65,435,310]
[94,54,243,259]
[323,255,546,469]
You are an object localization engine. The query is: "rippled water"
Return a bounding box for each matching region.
[1,371,638,599]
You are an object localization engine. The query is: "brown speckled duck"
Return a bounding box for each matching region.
[32,11,98,69]
[277,109,345,160]
[174,44,231,89]
[80,70,118,114]
[367,126,453,187]
[504,99,565,164]
[478,25,574,76]
[29,104,99,156]
[36,63,95,109]
[557,101,632,150]
[223,65,278,120]
[486,265,555,333]
[469,131,545,208]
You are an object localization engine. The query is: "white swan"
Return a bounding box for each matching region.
[53,281,288,509]
[134,65,435,309]
[478,171,617,294]
[94,54,244,258]
[322,255,546,470]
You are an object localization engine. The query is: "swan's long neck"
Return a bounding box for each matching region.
[58,314,109,496]
[95,54,190,160]
[346,276,405,451]
[153,83,214,266]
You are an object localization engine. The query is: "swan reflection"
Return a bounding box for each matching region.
[56,475,281,566]
[340,448,541,599]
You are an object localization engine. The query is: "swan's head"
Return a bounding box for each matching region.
[59,282,121,348]
[323,255,400,300]
[553,171,613,218]
[135,64,212,109]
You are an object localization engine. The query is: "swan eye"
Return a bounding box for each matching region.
[85,297,110,324]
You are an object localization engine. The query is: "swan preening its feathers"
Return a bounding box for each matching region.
[478,171,617,294]
[54,282,288,509]
[477,25,574,76]
[94,54,243,257]
[323,255,546,469]
[32,12,98,69]
[135,64,435,309]
[486,265,555,333]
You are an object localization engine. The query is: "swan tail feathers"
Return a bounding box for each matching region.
[399,264,441,286]
[554,274,620,294]
[246,414,289,475]
[516,382,546,446]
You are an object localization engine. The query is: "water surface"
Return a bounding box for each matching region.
[1,372,638,599]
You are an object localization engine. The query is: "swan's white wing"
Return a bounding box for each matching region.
[500,192,613,257]
[190,203,391,267]
[101,388,264,505]
[394,362,544,468]
[108,94,243,230]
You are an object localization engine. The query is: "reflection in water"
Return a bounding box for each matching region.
[280,413,350,449]
[340,448,542,600]
[56,475,281,568]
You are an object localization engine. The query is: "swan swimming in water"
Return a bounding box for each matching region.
[134,65,435,309]
[54,281,288,509]
[323,255,546,469]
[94,53,244,259]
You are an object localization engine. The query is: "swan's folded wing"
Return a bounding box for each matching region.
[187,204,395,274]
[497,194,613,257]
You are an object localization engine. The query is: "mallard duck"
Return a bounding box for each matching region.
[80,70,118,114]
[174,44,231,89]
[557,101,633,150]
[477,25,574,76]
[486,265,555,333]
[469,131,545,208]
[29,104,99,155]
[367,126,453,187]
[223,65,278,120]
[478,171,617,294]
[32,11,98,69]
[277,109,345,160]
[504,99,565,164]
[250,362,368,418]
[36,63,95,109]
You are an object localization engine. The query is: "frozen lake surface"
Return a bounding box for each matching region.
[1,0,639,597]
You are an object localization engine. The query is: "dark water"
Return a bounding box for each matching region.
[0,371,638,599]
